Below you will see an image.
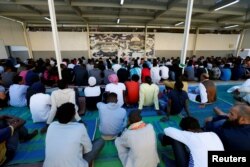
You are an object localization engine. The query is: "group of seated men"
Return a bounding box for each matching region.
[0,56,249,166]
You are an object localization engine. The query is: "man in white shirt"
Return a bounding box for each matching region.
[188,73,216,107]
[159,64,169,80]
[115,110,159,167]
[158,117,224,167]
[9,75,29,107]
[112,59,121,74]
[84,77,102,111]
[41,80,82,133]
[97,93,127,140]
[29,93,51,123]
[150,60,161,84]
[232,79,250,103]
[105,74,126,107]
[43,103,104,167]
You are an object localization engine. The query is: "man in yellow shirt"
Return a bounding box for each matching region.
[138,76,161,115]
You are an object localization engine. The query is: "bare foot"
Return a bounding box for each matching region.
[205,117,213,123]
[213,107,227,116]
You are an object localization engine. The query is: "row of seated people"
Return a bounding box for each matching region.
[0,70,218,124]
[1,100,249,167]
[1,54,248,91]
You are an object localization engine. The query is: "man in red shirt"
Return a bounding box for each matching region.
[125,74,140,106]
[141,63,151,83]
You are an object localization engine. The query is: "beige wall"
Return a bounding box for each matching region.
[196,34,239,50]
[0,18,25,46]
[155,33,195,50]
[28,32,88,51]
[241,29,250,49]
[0,17,241,60]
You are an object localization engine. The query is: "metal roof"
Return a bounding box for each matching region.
[0,0,249,30]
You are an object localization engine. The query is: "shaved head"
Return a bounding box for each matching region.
[228,104,250,124]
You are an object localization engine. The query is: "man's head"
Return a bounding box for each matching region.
[108,74,119,84]
[200,73,209,81]
[56,103,75,124]
[107,92,118,103]
[227,104,250,125]
[145,76,152,85]
[131,74,139,82]
[57,80,67,89]
[128,110,142,125]
[174,80,184,91]
[88,77,96,86]
[179,116,201,132]
[13,75,23,84]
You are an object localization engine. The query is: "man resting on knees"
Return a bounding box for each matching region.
[43,103,104,167]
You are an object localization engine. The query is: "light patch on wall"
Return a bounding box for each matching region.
[229,44,234,49]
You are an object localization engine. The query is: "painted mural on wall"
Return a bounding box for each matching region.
[89,33,155,58]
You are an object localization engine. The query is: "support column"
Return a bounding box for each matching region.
[192,27,199,56]
[180,0,194,69]
[48,0,62,79]
[87,24,91,59]
[22,23,33,59]
[236,29,245,57]
[144,25,148,57]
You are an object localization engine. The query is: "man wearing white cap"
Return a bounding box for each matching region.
[84,77,102,111]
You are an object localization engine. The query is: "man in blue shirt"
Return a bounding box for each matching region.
[97,93,127,140]
[205,104,250,151]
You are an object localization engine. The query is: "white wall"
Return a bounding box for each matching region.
[0,18,25,46]
[28,32,88,51]
[241,29,250,49]
[155,33,238,51]
[155,33,195,50]
[196,34,238,50]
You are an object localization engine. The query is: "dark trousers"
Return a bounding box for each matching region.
[160,135,189,167]
[83,138,105,163]
[0,121,31,166]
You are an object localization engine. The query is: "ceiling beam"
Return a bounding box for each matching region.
[64,0,88,23]
[217,15,244,22]
[171,5,245,16]
[20,5,43,15]
[0,12,153,20]
[146,0,182,25]
[0,0,66,6]
[71,2,166,10]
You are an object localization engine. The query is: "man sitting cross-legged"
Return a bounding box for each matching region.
[115,110,159,167]
[43,103,104,167]
[158,117,224,167]
[138,76,161,115]
[41,80,82,133]
[97,92,127,140]
[0,115,38,166]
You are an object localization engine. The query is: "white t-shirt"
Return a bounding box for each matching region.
[9,84,29,107]
[159,66,169,80]
[84,86,101,97]
[198,82,208,103]
[112,64,122,73]
[105,83,126,107]
[164,127,224,167]
[150,66,161,84]
[30,93,51,123]
[44,122,92,167]
[68,63,75,69]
